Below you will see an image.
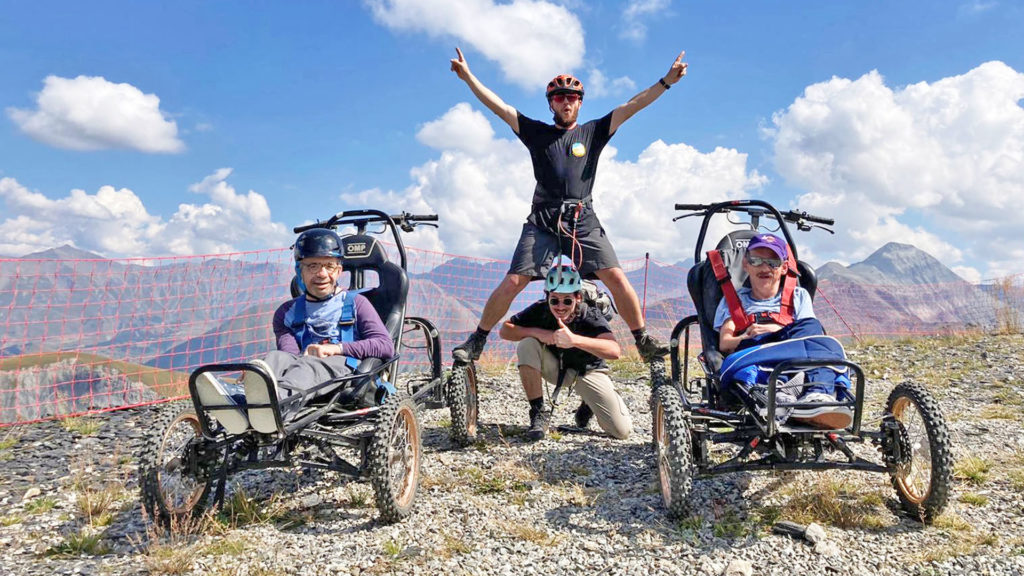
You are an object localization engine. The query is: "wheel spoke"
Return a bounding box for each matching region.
[893,396,934,502]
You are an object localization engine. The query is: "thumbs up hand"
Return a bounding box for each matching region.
[553,317,575,349]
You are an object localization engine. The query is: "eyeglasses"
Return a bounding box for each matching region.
[550,93,580,104]
[301,262,342,273]
[746,255,783,269]
[548,296,575,307]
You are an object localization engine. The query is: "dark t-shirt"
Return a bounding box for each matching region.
[515,112,615,234]
[509,300,613,372]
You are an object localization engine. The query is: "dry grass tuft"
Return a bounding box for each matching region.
[775,472,894,530]
[954,456,992,485]
[60,416,103,436]
[502,521,562,547]
[45,529,111,557]
[958,492,989,506]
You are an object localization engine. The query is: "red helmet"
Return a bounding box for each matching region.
[546,74,584,99]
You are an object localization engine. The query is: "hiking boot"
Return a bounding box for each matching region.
[574,401,593,429]
[789,392,853,429]
[452,331,487,363]
[635,331,670,362]
[526,409,550,441]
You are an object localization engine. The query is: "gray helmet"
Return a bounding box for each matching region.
[293,228,342,261]
[545,261,582,294]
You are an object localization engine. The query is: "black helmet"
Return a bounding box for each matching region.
[293,228,342,261]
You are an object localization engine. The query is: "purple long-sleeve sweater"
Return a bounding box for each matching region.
[272,294,395,360]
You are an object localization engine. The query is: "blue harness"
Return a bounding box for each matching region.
[283,291,397,399]
[285,291,361,371]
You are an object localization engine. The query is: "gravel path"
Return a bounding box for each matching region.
[1,333,1023,575]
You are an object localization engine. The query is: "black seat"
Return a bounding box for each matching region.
[337,234,408,342]
[688,230,818,374]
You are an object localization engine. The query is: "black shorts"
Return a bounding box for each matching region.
[507,222,621,280]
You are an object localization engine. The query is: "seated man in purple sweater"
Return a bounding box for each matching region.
[197,228,395,434]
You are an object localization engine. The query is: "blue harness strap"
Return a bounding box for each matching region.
[287,292,361,370]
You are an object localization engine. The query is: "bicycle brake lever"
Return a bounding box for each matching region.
[672,212,704,222]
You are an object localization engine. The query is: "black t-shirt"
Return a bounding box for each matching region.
[509,300,613,372]
[515,112,615,234]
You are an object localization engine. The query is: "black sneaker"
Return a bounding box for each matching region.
[574,401,593,429]
[526,409,549,441]
[635,332,670,362]
[452,331,487,363]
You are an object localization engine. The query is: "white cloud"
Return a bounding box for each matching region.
[958,1,998,16]
[952,266,982,284]
[7,75,185,153]
[0,170,289,258]
[620,0,671,41]
[341,106,765,263]
[364,0,584,91]
[416,102,495,152]
[585,68,636,99]
[770,61,1024,278]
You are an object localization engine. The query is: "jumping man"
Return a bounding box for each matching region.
[448,47,688,363]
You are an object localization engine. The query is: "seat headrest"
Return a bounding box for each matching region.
[340,234,389,270]
[715,229,759,253]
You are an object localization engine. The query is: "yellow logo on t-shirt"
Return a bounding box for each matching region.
[570,142,586,157]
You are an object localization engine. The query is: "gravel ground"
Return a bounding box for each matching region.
[1,333,1023,576]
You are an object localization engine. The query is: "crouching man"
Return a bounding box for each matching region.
[499,260,633,441]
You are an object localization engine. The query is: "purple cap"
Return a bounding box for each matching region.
[746,233,788,260]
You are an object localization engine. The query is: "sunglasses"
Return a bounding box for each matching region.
[746,255,783,269]
[548,296,576,307]
[302,262,342,273]
[550,93,580,104]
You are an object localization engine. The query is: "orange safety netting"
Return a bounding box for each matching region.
[1,248,1021,425]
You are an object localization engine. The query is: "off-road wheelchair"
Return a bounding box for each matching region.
[139,209,476,525]
[650,200,953,523]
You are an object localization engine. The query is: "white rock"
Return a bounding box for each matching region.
[804,522,826,544]
[723,559,753,576]
[22,487,41,500]
[814,540,841,557]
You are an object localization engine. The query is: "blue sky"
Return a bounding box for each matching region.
[1,1,1022,281]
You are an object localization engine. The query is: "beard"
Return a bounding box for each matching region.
[552,106,579,128]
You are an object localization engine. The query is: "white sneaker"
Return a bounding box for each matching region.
[195,372,249,434]
[790,392,853,429]
[758,389,797,424]
[244,359,280,434]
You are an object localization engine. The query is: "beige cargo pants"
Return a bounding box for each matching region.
[516,338,633,439]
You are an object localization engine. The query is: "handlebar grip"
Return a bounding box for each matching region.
[782,206,831,224]
[675,203,709,211]
[790,210,834,226]
[293,222,329,234]
[404,214,438,222]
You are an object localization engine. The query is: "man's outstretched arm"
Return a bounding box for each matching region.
[449,47,520,133]
[609,51,687,134]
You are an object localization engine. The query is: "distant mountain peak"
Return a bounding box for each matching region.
[20,244,107,260]
[818,242,966,285]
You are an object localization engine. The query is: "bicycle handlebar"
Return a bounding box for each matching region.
[292,211,438,234]
[674,202,833,227]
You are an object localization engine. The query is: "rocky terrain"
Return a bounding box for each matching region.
[1,333,1023,575]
